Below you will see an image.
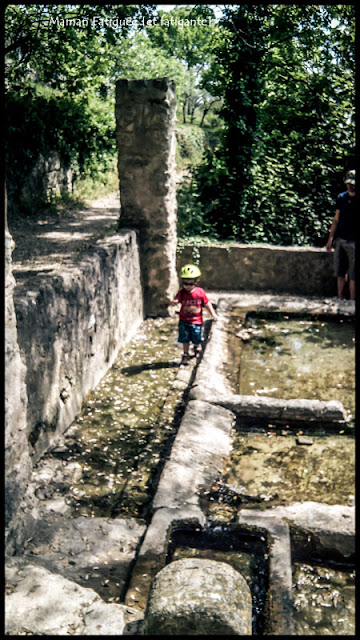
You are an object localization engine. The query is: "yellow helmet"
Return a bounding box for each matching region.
[180,264,201,279]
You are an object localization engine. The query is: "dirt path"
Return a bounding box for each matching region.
[9,192,121,295]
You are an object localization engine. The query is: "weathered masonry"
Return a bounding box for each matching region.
[116,78,178,317]
[178,244,337,296]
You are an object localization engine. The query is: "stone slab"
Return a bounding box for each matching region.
[16,512,146,603]
[153,399,234,509]
[253,502,355,559]
[125,506,205,610]
[5,556,142,635]
[178,244,337,295]
[236,513,294,635]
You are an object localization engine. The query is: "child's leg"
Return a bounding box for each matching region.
[181,343,190,365]
[191,324,203,355]
[178,321,191,364]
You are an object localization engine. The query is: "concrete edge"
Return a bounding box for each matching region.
[245,503,355,560]
[236,513,294,635]
[189,388,348,424]
[190,294,352,425]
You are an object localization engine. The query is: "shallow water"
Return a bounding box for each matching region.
[228,312,355,417]
[223,426,355,508]
[50,316,188,521]
[292,562,355,635]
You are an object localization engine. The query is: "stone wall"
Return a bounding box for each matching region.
[13,232,144,464]
[8,151,73,216]
[27,151,74,200]
[177,244,336,296]
[5,213,32,533]
[116,78,178,317]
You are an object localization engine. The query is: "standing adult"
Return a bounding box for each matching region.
[326,170,356,300]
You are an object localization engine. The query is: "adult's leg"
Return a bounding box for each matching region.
[345,241,355,301]
[337,276,346,299]
[349,279,355,301]
[334,239,348,299]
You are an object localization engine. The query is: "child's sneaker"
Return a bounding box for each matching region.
[194,345,203,359]
[181,354,190,365]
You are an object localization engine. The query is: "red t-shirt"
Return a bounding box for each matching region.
[175,286,209,325]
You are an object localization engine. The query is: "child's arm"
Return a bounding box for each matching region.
[170,292,180,306]
[204,301,218,321]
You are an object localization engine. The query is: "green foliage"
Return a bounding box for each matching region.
[147,5,216,69]
[176,172,216,238]
[4,3,356,248]
[176,123,206,168]
[5,4,156,94]
[5,86,116,213]
[179,4,355,245]
[4,4,155,214]
[146,5,221,125]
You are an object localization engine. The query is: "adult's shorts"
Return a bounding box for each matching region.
[334,238,355,280]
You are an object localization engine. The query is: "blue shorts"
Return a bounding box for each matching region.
[178,320,203,345]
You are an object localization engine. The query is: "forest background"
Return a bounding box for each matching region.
[4,3,356,246]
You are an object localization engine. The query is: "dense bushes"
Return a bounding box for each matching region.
[176,5,355,246]
[5,87,116,214]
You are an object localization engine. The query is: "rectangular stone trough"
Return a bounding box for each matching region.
[190,293,354,428]
[125,293,355,635]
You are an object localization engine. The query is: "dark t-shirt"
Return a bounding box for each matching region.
[175,287,209,324]
[335,190,356,241]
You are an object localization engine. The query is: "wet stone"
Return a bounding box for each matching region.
[33,316,189,521]
[226,312,355,416]
[296,435,314,445]
[292,562,355,635]
[171,545,268,635]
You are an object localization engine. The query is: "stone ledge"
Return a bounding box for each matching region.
[236,513,294,635]
[13,230,144,463]
[177,244,337,295]
[252,502,355,560]
[152,400,234,510]
[189,389,348,425]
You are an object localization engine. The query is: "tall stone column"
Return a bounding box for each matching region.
[115,78,178,317]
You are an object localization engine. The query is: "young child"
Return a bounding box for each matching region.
[170,264,218,365]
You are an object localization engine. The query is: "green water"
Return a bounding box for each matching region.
[50,316,187,521]
[223,427,355,508]
[228,313,355,417]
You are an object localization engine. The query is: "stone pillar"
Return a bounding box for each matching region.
[144,558,252,635]
[115,78,178,317]
[5,186,33,552]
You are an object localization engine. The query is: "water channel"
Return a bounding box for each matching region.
[35,306,355,635]
[47,316,186,522]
